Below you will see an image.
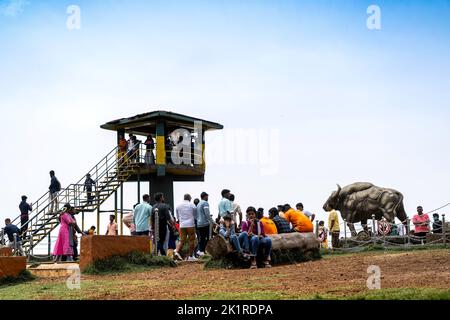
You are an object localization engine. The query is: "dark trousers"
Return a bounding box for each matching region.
[331,231,340,248]
[155,227,168,255]
[20,215,29,237]
[135,231,149,236]
[197,225,210,252]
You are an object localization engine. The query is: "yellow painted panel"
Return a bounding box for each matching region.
[156,136,166,165]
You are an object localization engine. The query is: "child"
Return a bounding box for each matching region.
[317,221,328,249]
[219,214,243,255]
[84,226,96,235]
[106,215,118,236]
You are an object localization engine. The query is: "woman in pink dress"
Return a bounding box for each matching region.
[53,203,76,262]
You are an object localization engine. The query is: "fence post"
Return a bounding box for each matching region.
[315,220,319,238]
[343,219,347,247]
[372,214,376,245]
[406,218,411,246]
[442,214,446,246]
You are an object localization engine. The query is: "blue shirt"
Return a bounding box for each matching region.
[133,202,152,232]
[4,224,21,242]
[196,200,214,227]
[218,198,233,218]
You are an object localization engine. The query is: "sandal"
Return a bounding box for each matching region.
[264,260,271,268]
[250,260,257,269]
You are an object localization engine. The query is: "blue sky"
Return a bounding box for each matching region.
[1,0,450,236]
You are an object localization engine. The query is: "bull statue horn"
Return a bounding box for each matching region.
[336,184,341,195]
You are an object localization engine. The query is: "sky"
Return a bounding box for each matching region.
[1,0,450,240]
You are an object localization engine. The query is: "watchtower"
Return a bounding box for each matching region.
[100,110,224,209]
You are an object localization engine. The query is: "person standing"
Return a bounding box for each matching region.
[68,208,83,261]
[412,206,430,239]
[49,170,61,213]
[317,221,329,249]
[53,204,76,262]
[218,189,233,222]
[83,174,96,205]
[144,134,155,164]
[432,213,443,234]
[328,208,341,250]
[19,195,32,238]
[106,215,118,236]
[118,134,128,164]
[133,195,152,236]
[174,194,197,261]
[151,192,175,256]
[229,194,243,230]
[4,218,24,256]
[195,192,215,256]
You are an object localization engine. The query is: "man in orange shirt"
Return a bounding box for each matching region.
[283,204,313,233]
[257,208,278,235]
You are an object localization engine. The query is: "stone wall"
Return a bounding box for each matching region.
[0,256,27,278]
[79,235,151,271]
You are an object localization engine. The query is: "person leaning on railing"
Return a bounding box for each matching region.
[3,218,24,256]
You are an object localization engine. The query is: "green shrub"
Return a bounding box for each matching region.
[0,270,36,287]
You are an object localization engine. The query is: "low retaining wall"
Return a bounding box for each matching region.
[0,247,13,257]
[0,256,27,278]
[79,235,151,271]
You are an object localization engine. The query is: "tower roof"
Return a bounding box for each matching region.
[100,110,223,135]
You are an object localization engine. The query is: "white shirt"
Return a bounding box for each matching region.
[176,200,196,228]
[303,210,313,218]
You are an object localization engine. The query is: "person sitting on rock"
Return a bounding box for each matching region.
[219,214,244,256]
[257,208,278,235]
[239,207,272,269]
[269,207,291,234]
[283,204,314,233]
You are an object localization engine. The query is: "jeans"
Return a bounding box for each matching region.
[238,232,272,258]
[49,192,59,213]
[228,234,242,252]
[238,232,250,252]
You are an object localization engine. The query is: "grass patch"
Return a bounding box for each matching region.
[348,288,450,300]
[0,270,36,287]
[83,251,176,275]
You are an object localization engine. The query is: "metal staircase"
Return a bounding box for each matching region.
[5,146,141,255]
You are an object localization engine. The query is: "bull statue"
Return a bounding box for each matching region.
[323,182,408,237]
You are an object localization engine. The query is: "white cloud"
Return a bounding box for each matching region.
[0,0,29,17]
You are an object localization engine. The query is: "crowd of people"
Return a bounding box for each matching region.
[1,186,447,263]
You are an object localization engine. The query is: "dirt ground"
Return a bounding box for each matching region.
[17,249,450,299]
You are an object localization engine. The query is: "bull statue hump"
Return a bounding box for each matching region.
[323,182,408,237]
